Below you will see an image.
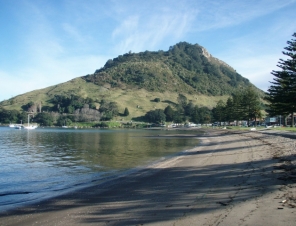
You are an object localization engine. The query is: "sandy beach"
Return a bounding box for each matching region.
[0,129,295,226]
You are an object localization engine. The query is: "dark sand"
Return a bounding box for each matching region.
[1,129,295,226]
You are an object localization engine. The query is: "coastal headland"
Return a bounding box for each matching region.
[1,129,295,226]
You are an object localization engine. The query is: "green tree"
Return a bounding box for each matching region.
[154,98,160,102]
[18,111,28,124]
[67,105,75,114]
[9,110,19,123]
[241,86,262,126]
[173,105,185,123]
[198,107,212,124]
[184,101,195,117]
[0,108,18,123]
[57,116,72,126]
[191,106,200,124]
[266,33,296,127]
[212,100,226,124]
[231,91,245,124]
[224,97,235,123]
[177,94,187,108]
[172,111,184,123]
[164,105,174,121]
[218,86,261,126]
[145,109,166,124]
[101,112,113,121]
[123,107,129,116]
[35,112,54,126]
[21,101,35,111]
[99,100,119,120]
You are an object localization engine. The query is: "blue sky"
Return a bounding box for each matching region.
[0,0,296,101]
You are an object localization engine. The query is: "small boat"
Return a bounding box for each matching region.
[24,125,37,130]
[14,120,23,129]
[9,124,15,128]
[24,114,37,130]
[15,125,23,129]
[62,120,68,128]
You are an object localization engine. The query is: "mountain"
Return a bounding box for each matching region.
[84,42,250,96]
[0,42,257,118]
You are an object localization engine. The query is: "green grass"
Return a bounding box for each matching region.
[268,126,296,132]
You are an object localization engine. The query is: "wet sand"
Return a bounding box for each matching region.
[1,129,295,226]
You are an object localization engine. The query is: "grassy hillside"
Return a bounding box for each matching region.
[1,77,229,120]
[0,42,261,119]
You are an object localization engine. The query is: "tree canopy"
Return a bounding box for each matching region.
[212,86,262,126]
[266,33,296,127]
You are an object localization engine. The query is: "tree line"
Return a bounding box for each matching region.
[144,86,262,126]
[212,86,262,126]
[144,94,212,125]
[0,89,263,127]
[0,94,127,126]
[210,32,296,127]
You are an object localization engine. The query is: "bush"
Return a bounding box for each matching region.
[123,107,129,116]
[154,98,161,102]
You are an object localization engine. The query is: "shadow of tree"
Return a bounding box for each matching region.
[162,100,178,106]
[259,130,296,140]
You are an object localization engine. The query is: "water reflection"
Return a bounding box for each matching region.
[0,127,201,210]
[1,128,200,171]
[27,128,200,170]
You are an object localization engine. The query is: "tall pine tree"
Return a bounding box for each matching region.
[267,33,296,127]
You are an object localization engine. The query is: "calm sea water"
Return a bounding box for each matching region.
[0,127,200,212]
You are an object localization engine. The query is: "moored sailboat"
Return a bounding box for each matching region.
[24,114,37,130]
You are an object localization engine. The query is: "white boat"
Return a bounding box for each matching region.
[9,124,15,128]
[24,125,37,130]
[24,114,37,130]
[15,125,23,129]
[14,120,23,129]
[61,120,68,128]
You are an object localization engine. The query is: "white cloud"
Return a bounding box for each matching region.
[111,8,196,54]
[112,15,139,38]
[109,0,296,55]
[193,0,296,31]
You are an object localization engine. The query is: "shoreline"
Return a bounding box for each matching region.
[1,129,296,225]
